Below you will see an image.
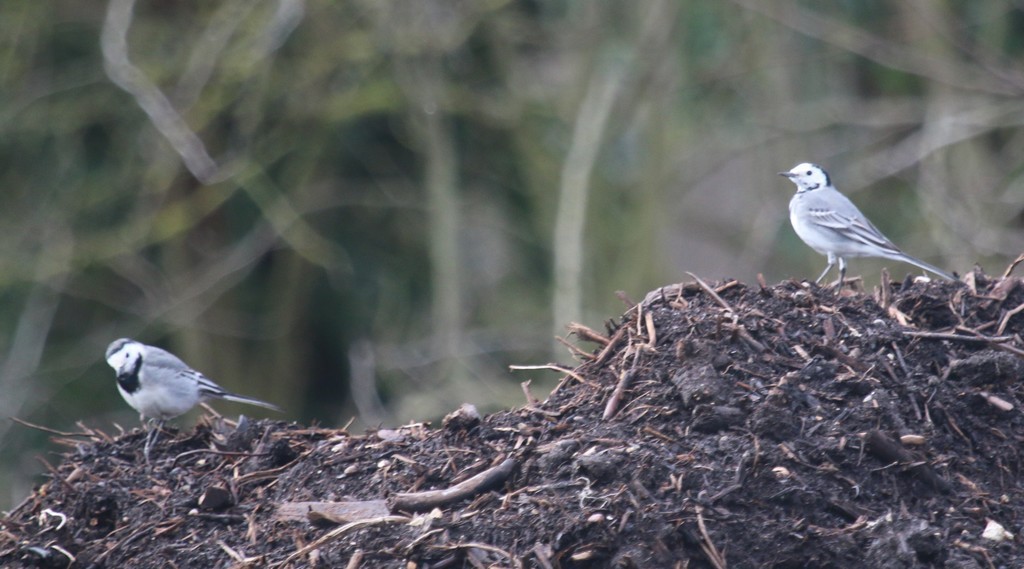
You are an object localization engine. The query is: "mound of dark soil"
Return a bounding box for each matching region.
[4,269,1024,568]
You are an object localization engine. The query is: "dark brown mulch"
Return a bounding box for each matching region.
[4,268,1024,568]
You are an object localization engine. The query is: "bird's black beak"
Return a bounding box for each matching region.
[778,172,796,178]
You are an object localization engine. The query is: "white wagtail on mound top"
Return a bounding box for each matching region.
[780,163,956,286]
[106,338,281,460]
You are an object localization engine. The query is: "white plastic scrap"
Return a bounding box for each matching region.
[981,518,1014,542]
[38,509,68,531]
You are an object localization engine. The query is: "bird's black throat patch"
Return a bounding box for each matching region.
[117,356,143,394]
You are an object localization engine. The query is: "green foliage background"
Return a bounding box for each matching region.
[1,0,1022,507]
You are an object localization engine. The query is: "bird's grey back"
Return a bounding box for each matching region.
[794,185,856,215]
[141,344,193,374]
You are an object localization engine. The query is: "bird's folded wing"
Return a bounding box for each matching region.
[806,208,902,254]
[185,369,229,397]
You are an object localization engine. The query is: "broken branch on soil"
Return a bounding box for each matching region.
[643,310,657,349]
[724,322,766,353]
[509,363,587,385]
[641,282,689,308]
[509,364,594,399]
[388,458,518,513]
[521,380,541,407]
[863,430,950,493]
[11,417,98,438]
[687,272,733,312]
[437,542,523,569]
[879,268,892,311]
[595,326,628,366]
[555,336,596,360]
[979,392,1014,412]
[603,367,638,421]
[903,329,1024,358]
[344,549,364,569]
[566,322,610,345]
[93,522,159,565]
[900,330,1014,343]
[532,543,556,569]
[276,500,391,524]
[996,301,1024,335]
[615,290,637,308]
[695,504,727,569]
[234,457,310,486]
[273,516,411,568]
[171,448,272,467]
[641,426,674,443]
[1002,252,1024,278]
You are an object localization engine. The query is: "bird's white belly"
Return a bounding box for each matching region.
[118,382,199,420]
[790,208,831,256]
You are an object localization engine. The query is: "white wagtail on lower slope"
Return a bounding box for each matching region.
[105,338,281,460]
[780,163,956,285]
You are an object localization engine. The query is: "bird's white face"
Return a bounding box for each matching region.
[106,339,144,374]
[780,163,830,192]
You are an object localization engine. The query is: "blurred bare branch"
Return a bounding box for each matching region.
[732,0,1024,96]
[235,167,352,273]
[856,100,1024,186]
[252,0,306,58]
[177,0,305,107]
[348,340,387,425]
[0,226,73,445]
[399,56,463,370]
[552,61,628,347]
[102,0,306,184]
[0,284,64,408]
[101,0,225,184]
[174,0,260,107]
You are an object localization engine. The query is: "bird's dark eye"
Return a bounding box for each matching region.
[806,170,812,175]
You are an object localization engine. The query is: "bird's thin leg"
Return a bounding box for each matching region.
[815,253,836,284]
[143,419,164,463]
[143,424,153,463]
[837,257,847,295]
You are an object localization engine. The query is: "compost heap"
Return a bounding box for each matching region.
[3,267,1024,568]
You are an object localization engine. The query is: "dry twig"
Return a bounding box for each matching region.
[594,326,628,366]
[695,504,727,569]
[389,459,518,513]
[566,322,610,345]
[273,516,410,568]
[275,500,390,524]
[687,272,733,312]
[1002,253,1024,278]
[11,417,97,438]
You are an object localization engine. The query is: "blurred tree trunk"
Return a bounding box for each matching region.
[372,49,463,397]
[552,60,626,352]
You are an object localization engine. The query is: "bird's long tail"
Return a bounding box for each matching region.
[219,392,283,412]
[889,252,956,281]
